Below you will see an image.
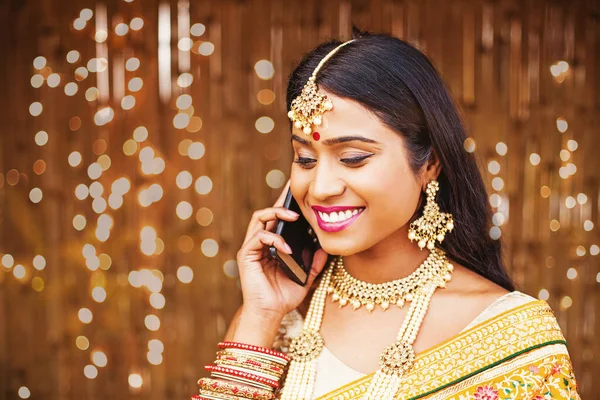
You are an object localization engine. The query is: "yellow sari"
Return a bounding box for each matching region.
[274,294,580,400]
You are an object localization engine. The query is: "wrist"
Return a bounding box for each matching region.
[231,307,285,348]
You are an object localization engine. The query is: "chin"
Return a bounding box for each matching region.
[318,236,365,257]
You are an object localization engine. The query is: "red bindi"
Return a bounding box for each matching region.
[313,132,320,141]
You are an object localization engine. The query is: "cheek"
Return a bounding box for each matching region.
[361,159,422,224]
[290,169,311,205]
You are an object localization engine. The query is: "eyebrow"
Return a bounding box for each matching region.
[291,134,380,146]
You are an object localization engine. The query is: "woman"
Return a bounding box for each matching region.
[193,31,580,400]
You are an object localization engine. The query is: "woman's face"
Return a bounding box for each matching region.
[290,91,430,256]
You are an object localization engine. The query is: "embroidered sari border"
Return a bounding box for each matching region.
[316,300,563,400]
[411,340,566,400]
[427,343,570,399]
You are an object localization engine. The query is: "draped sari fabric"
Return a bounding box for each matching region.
[273,293,580,400]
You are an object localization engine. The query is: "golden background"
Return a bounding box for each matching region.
[0,0,598,398]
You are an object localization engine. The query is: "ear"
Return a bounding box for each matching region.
[422,150,442,189]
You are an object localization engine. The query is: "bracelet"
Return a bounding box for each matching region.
[214,359,281,380]
[197,378,275,400]
[209,372,274,392]
[216,353,285,374]
[217,348,288,366]
[213,362,281,382]
[192,394,241,400]
[205,365,280,389]
[218,342,291,363]
[198,389,253,400]
[216,354,285,375]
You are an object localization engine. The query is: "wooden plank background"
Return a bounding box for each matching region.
[0,0,598,398]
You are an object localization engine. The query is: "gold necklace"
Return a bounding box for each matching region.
[279,247,453,400]
[328,249,452,312]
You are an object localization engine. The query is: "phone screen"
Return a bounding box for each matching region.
[269,190,319,286]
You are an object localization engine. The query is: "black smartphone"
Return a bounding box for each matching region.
[269,189,319,286]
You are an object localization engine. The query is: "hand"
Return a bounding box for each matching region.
[236,180,329,321]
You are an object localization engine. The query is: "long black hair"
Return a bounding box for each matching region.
[286,30,515,291]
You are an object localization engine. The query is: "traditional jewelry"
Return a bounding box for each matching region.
[217,341,290,363]
[279,247,454,400]
[408,180,454,250]
[215,353,285,375]
[194,342,290,399]
[287,40,355,138]
[205,365,280,389]
[197,378,275,400]
[328,248,453,312]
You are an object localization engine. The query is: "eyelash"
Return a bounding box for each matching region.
[293,155,373,168]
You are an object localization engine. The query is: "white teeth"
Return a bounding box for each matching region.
[318,208,363,223]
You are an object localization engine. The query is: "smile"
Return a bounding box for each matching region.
[312,206,365,233]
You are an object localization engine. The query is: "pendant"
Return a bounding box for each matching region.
[288,331,324,362]
[379,341,416,376]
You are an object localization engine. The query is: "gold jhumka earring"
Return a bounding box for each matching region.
[408,180,454,250]
[286,40,355,141]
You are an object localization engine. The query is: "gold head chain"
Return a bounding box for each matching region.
[287,40,355,140]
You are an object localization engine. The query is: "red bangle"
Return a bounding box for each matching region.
[218,341,290,363]
[205,364,280,389]
[197,377,275,400]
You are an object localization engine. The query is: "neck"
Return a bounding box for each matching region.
[341,226,430,283]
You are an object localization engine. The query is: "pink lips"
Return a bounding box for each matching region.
[312,205,365,233]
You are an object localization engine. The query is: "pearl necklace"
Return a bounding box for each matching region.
[328,249,452,312]
[279,248,453,400]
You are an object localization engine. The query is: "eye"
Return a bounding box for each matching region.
[340,154,373,166]
[293,157,316,168]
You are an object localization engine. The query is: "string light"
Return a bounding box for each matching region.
[255,116,275,134]
[556,117,568,133]
[17,387,31,399]
[198,42,215,56]
[84,365,98,379]
[254,60,275,80]
[144,315,160,331]
[177,266,193,283]
[266,170,286,189]
[32,255,46,271]
[128,374,143,389]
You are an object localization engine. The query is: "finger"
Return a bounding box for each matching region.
[243,180,292,240]
[266,180,292,233]
[305,249,329,288]
[239,230,292,265]
[244,207,299,242]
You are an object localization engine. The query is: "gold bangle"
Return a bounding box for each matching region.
[197,378,275,400]
[209,372,274,392]
[216,351,286,371]
[214,359,282,380]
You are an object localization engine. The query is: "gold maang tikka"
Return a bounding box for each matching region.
[287,40,355,140]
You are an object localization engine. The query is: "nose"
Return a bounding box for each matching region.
[309,161,345,201]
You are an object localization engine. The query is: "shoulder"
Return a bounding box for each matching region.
[443,260,511,301]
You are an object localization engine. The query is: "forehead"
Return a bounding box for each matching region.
[291,90,397,144]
